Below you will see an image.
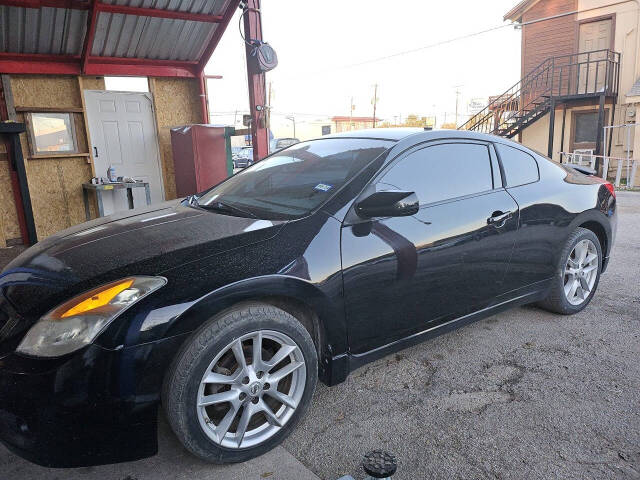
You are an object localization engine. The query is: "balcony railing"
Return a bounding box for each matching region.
[460,49,621,137]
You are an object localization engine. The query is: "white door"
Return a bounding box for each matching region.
[84,91,164,215]
[578,19,613,93]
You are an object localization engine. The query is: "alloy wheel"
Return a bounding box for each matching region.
[563,239,598,305]
[196,330,306,449]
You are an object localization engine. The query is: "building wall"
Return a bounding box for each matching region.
[518,0,640,186]
[0,75,201,246]
[8,75,98,242]
[577,0,640,97]
[521,0,578,77]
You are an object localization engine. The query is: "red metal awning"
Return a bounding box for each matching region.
[0,0,242,77]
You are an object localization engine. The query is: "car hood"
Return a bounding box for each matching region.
[0,200,286,317]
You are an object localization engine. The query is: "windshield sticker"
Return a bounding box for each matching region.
[314,183,333,192]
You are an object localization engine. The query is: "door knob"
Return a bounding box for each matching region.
[487,210,512,227]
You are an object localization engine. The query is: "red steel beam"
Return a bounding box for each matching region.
[0,53,197,77]
[0,52,79,62]
[88,56,198,67]
[243,0,269,162]
[198,72,208,123]
[84,61,197,78]
[96,2,223,22]
[196,0,241,73]
[0,53,81,74]
[81,0,98,73]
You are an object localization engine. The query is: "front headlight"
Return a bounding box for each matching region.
[17,276,166,358]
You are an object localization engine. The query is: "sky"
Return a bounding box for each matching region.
[202,0,522,135]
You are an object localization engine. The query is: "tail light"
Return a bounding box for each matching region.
[593,177,615,198]
[603,182,616,198]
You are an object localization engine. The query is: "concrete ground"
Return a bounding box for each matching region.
[2,192,639,480]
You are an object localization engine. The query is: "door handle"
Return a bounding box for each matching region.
[93,146,99,157]
[487,210,512,227]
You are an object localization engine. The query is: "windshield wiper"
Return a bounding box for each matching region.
[197,200,257,218]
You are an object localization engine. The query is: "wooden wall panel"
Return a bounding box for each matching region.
[149,77,202,201]
[4,74,199,241]
[11,75,82,109]
[10,76,94,240]
[521,0,578,76]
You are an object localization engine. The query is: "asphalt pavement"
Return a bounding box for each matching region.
[2,191,639,480]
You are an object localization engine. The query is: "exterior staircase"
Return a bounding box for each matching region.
[460,49,620,138]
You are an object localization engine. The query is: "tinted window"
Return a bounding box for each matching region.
[574,111,599,144]
[197,138,393,219]
[380,143,493,204]
[495,144,539,187]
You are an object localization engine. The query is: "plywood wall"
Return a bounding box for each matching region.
[150,77,203,201]
[7,75,102,241]
[2,74,195,244]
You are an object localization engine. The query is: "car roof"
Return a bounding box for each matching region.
[321,128,534,153]
[323,128,423,141]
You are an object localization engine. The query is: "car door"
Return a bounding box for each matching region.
[493,143,554,290]
[341,140,520,354]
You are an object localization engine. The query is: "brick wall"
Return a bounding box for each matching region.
[521,0,578,76]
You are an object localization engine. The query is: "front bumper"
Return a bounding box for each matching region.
[0,335,186,467]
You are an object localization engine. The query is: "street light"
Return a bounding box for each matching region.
[286,115,296,138]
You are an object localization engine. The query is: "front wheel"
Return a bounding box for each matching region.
[538,227,602,314]
[162,303,317,463]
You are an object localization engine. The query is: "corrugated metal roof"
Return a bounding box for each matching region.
[0,6,87,55]
[0,0,233,61]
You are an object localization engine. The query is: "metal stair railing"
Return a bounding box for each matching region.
[460,49,620,138]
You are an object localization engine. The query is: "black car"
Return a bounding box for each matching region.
[233,146,254,168]
[0,129,616,467]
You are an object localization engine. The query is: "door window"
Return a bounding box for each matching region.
[380,143,494,205]
[494,144,539,187]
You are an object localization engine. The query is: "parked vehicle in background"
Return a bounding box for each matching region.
[0,129,616,468]
[233,146,254,168]
[270,137,299,153]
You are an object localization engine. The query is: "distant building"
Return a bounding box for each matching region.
[331,116,381,133]
[462,0,640,186]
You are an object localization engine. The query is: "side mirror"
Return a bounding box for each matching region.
[355,190,419,219]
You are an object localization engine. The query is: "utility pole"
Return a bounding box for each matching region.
[454,85,462,127]
[286,115,296,138]
[349,97,354,131]
[371,84,378,128]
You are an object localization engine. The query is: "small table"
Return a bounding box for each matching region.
[82,182,151,220]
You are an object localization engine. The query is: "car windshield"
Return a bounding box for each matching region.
[196,138,393,220]
[238,148,253,158]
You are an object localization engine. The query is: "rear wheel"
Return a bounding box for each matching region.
[538,227,602,314]
[162,303,317,463]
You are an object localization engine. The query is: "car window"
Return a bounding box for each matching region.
[380,143,494,205]
[197,138,394,219]
[494,143,539,187]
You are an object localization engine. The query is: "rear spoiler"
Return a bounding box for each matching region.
[569,164,596,176]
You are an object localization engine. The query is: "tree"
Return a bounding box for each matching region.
[378,114,435,128]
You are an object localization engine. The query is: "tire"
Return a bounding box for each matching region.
[538,227,602,315]
[162,302,317,463]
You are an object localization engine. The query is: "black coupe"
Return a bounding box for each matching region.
[0,129,616,467]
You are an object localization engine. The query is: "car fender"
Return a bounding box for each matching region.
[563,207,613,262]
[162,274,347,356]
